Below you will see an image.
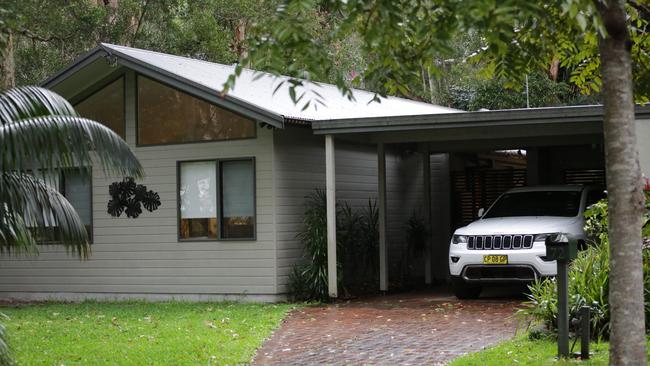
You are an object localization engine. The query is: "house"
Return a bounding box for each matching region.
[1,44,648,301]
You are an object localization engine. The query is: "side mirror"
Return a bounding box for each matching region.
[477,208,485,217]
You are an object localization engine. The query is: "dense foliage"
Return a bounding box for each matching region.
[0,0,273,85]
[288,189,379,302]
[0,1,604,111]
[226,0,650,108]
[520,193,650,339]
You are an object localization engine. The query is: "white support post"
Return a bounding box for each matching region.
[422,147,433,285]
[378,143,388,292]
[325,135,338,298]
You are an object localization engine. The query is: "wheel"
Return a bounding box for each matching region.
[452,278,482,299]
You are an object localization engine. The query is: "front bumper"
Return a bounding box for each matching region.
[449,240,556,283]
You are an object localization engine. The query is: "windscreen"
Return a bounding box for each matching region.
[483,191,582,218]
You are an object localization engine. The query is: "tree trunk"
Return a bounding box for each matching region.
[549,59,560,81]
[428,66,439,104]
[0,31,15,90]
[598,1,647,364]
[233,19,248,62]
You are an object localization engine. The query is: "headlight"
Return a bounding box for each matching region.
[534,233,555,242]
[452,235,468,244]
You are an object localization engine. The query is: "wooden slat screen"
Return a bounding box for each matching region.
[451,169,527,229]
[564,169,606,186]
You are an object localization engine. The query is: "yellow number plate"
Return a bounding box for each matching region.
[483,255,508,265]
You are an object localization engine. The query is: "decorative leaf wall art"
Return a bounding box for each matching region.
[107,177,161,218]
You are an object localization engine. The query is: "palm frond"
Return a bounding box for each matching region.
[0,171,90,258]
[0,318,10,366]
[0,87,143,178]
[1,115,143,178]
[0,86,77,124]
[0,208,36,256]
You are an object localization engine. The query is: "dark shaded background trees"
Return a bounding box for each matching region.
[2,0,598,111]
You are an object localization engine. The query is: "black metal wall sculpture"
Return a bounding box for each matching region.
[107,177,161,218]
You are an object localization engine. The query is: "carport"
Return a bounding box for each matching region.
[313,105,650,297]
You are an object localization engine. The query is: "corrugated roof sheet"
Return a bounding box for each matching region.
[101,43,459,122]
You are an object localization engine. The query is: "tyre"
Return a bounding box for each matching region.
[452,278,482,299]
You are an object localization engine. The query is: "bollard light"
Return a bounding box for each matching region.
[545,233,578,359]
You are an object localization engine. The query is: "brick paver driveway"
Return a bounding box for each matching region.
[253,290,522,365]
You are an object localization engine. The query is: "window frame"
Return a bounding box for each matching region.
[176,157,257,242]
[60,168,94,244]
[32,168,94,244]
[135,74,257,147]
[70,72,127,139]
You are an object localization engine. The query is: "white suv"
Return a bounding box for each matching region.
[448,185,604,299]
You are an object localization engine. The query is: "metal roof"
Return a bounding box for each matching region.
[44,43,458,125]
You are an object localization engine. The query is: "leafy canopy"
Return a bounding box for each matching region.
[225,0,650,106]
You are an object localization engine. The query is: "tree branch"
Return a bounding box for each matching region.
[628,0,650,20]
[131,0,151,45]
[18,28,72,43]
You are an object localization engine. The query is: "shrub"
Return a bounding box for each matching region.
[406,212,428,257]
[341,200,379,288]
[397,212,428,283]
[288,190,380,302]
[524,243,612,339]
[520,194,650,339]
[290,189,335,302]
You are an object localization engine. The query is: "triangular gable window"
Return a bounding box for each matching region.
[74,77,125,138]
[136,75,256,146]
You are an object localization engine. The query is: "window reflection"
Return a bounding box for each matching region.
[180,162,217,239]
[137,76,256,146]
[178,159,255,240]
[75,77,125,138]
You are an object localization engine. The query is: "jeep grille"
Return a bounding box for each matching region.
[467,234,534,250]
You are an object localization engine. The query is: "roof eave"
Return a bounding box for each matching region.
[40,46,108,88]
[311,104,650,135]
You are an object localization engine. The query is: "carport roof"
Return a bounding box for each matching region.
[311,104,650,150]
[312,104,650,134]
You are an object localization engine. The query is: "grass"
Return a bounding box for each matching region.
[450,335,650,366]
[0,301,294,365]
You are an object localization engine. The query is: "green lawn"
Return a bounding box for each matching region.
[0,301,294,365]
[451,335,650,366]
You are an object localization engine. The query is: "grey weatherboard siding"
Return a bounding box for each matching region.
[0,69,428,301]
[0,71,279,301]
[273,128,445,292]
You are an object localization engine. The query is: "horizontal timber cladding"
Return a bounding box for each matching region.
[0,72,278,299]
[429,154,452,282]
[564,169,606,186]
[272,128,429,293]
